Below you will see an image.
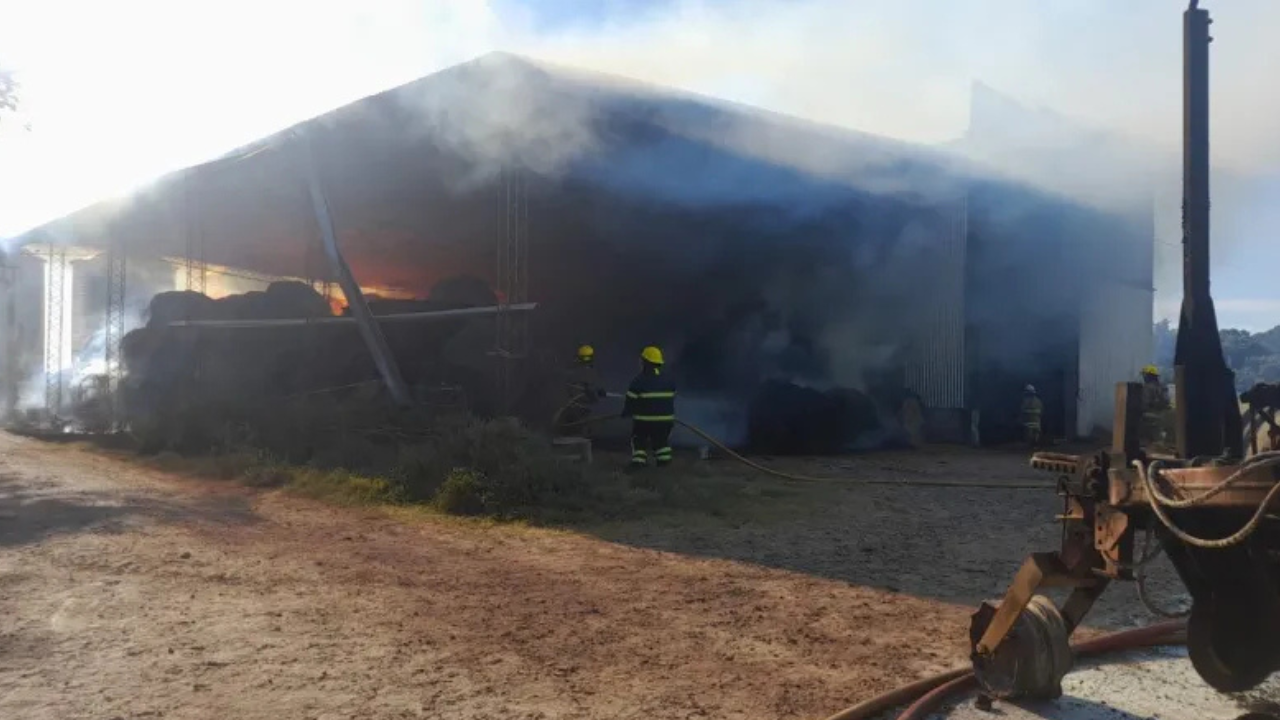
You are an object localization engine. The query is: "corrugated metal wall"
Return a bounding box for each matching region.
[905,197,967,410]
[1077,279,1154,437]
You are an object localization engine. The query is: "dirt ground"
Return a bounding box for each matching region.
[0,432,1193,720]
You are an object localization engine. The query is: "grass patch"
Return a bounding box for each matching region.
[141,449,268,481]
[86,400,788,524]
[128,447,400,506]
[285,467,402,505]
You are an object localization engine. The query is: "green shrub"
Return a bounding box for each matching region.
[397,418,594,518]
[433,467,487,515]
[287,468,400,505]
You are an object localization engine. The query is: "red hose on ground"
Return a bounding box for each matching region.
[820,619,1186,720]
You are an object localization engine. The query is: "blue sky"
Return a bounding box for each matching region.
[495,0,673,30]
[1,0,1279,329]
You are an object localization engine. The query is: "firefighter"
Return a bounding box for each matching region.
[1140,365,1172,445]
[621,346,676,468]
[1020,384,1043,447]
[557,345,606,437]
[1141,365,1170,410]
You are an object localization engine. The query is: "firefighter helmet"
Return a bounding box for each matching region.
[641,346,665,365]
[577,345,594,362]
[1142,364,1159,377]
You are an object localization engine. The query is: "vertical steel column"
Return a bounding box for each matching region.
[0,254,15,418]
[494,166,530,414]
[495,168,511,412]
[1172,1,1240,458]
[44,245,67,414]
[184,174,207,296]
[105,231,127,428]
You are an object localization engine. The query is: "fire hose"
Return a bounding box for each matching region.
[1134,454,1280,549]
[820,619,1187,720]
[553,394,1057,490]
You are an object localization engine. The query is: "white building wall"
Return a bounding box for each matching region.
[904,196,967,410]
[1077,280,1154,437]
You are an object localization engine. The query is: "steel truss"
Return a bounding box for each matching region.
[184,175,207,295]
[494,165,530,413]
[44,246,67,414]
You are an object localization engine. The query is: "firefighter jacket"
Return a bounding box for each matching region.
[567,364,606,406]
[1142,379,1170,412]
[1020,395,1044,428]
[622,367,676,422]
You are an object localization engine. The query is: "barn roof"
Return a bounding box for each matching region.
[13,52,979,252]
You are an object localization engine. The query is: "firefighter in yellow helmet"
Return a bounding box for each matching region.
[557,345,606,437]
[621,346,677,468]
[1140,364,1172,446]
[1140,365,1169,404]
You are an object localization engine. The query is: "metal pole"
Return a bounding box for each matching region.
[1182,2,1211,305]
[44,245,66,415]
[0,252,15,419]
[1172,1,1240,458]
[297,128,413,408]
[105,230,127,429]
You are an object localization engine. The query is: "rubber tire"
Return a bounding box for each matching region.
[1187,598,1274,693]
[972,596,1072,700]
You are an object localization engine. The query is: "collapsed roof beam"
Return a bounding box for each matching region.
[298,128,414,408]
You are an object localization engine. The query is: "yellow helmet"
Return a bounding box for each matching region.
[1142,364,1159,377]
[577,345,594,362]
[641,346,664,365]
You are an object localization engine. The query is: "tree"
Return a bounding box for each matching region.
[1153,319,1176,375]
[1151,322,1280,391]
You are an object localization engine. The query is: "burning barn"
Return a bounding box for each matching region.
[0,52,1153,450]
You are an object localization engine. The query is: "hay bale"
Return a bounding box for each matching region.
[429,275,496,307]
[147,291,217,327]
[264,281,333,317]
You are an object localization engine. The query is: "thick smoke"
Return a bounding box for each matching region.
[386,54,602,189]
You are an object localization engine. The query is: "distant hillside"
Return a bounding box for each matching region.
[1153,320,1280,390]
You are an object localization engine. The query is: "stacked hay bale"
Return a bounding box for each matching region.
[119,276,519,454]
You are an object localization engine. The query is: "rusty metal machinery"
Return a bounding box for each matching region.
[970,0,1280,699]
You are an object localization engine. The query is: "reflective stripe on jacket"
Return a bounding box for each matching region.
[622,367,676,422]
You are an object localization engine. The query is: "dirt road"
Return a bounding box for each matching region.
[0,433,1185,720]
